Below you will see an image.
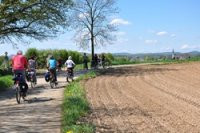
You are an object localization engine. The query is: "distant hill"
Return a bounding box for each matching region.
[113,51,200,59]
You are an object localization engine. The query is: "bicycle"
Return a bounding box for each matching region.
[66,68,74,82]
[13,74,28,104]
[49,69,57,88]
[27,70,36,89]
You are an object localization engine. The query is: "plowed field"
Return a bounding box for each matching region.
[84,63,200,132]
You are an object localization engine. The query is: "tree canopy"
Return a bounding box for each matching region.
[71,0,118,61]
[0,0,73,45]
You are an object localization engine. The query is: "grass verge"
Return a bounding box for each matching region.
[62,71,97,133]
[112,58,200,66]
[0,75,13,91]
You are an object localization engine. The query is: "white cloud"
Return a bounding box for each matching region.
[156,31,168,36]
[110,18,131,25]
[181,44,189,50]
[145,40,158,44]
[181,44,200,50]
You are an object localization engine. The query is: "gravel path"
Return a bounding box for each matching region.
[0,74,67,133]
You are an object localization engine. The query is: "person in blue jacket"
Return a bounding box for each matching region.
[47,55,58,84]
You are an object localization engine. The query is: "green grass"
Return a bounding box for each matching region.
[74,64,84,71]
[0,75,13,91]
[62,71,97,133]
[111,57,200,66]
[74,63,91,71]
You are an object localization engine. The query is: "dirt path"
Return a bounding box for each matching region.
[84,62,200,132]
[0,74,67,133]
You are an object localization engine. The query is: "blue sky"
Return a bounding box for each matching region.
[1,0,200,55]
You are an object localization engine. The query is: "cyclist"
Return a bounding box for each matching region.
[57,58,62,72]
[28,56,37,84]
[94,54,98,69]
[83,53,88,70]
[65,56,75,81]
[12,50,28,96]
[101,53,106,68]
[47,55,58,84]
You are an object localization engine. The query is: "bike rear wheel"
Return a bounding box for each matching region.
[31,82,34,89]
[30,78,36,89]
[50,78,55,88]
[16,86,21,104]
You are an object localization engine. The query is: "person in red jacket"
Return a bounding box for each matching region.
[12,50,28,81]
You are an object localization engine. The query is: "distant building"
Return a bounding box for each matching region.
[179,54,190,60]
[172,49,175,59]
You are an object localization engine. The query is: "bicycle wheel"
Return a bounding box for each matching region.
[16,86,21,104]
[31,81,34,89]
[50,79,55,88]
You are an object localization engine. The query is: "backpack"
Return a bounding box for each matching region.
[44,71,50,82]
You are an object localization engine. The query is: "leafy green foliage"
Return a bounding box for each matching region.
[0,69,12,76]
[0,0,73,44]
[25,48,84,68]
[0,75,13,91]
[0,56,4,66]
[25,48,39,59]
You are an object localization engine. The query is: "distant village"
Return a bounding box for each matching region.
[115,49,200,62]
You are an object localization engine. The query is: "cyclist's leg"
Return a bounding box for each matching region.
[13,70,17,84]
[14,70,26,82]
[71,68,74,76]
[54,68,57,81]
[33,69,37,83]
[14,70,28,96]
[50,69,54,80]
[50,68,57,82]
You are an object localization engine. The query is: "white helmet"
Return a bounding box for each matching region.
[68,56,72,60]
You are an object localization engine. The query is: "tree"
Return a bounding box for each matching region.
[71,0,118,66]
[0,0,72,45]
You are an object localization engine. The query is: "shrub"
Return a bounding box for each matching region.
[0,76,13,91]
[25,48,39,59]
[25,48,84,68]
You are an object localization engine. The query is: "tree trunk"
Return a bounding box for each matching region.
[91,37,94,60]
[91,35,95,67]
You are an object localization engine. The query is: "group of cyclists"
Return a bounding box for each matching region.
[94,53,106,68]
[10,50,108,100]
[11,50,76,98]
[83,53,107,70]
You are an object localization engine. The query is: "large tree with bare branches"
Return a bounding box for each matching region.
[71,0,118,65]
[0,0,72,45]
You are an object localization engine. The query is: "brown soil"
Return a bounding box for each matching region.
[84,62,200,132]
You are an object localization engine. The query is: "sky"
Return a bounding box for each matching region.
[1,0,200,55]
